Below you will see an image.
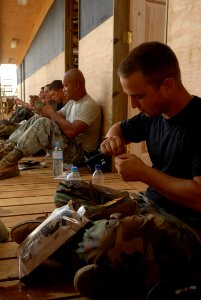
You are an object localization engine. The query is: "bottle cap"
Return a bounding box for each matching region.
[71,166,78,172]
[95,164,101,170]
[55,141,61,146]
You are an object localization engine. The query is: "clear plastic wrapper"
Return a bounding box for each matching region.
[17,203,89,279]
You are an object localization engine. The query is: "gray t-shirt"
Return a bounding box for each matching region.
[60,94,101,152]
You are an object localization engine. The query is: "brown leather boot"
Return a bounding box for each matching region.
[11,220,42,244]
[0,147,23,179]
[0,164,20,179]
[11,213,49,244]
[0,140,15,160]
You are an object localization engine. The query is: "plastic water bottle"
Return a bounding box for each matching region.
[92,164,104,185]
[66,166,81,180]
[52,141,63,177]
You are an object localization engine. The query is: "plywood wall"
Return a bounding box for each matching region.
[167,0,201,96]
[79,17,114,138]
[79,0,130,140]
[127,0,166,164]
[17,52,65,101]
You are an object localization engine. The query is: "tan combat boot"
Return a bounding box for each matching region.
[0,147,23,179]
[0,140,15,161]
[11,213,49,244]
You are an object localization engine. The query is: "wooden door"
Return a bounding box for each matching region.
[128,0,167,165]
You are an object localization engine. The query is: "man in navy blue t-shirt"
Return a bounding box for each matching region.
[101,41,201,227]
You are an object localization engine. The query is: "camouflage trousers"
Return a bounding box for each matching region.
[9,115,84,165]
[76,198,201,290]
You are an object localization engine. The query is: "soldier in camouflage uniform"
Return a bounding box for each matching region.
[0,69,101,179]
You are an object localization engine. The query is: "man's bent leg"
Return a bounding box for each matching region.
[12,115,84,164]
[16,117,62,156]
[0,117,61,179]
[9,115,40,145]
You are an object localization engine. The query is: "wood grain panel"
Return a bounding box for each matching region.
[0,203,54,217]
[0,189,56,199]
[167,0,201,96]
[0,259,19,281]
[0,196,55,208]
[0,183,57,192]
[0,243,18,259]
[113,0,130,126]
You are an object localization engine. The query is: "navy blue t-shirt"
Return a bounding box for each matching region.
[121,96,201,223]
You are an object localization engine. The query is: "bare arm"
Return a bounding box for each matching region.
[100,122,127,156]
[15,98,34,111]
[115,153,201,212]
[40,104,88,138]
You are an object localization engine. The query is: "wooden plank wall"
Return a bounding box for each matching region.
[167,0,201,96]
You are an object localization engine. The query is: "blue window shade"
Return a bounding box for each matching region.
[18,0,64,80]
[80,0,113,39]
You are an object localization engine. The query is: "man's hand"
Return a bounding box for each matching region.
[40,103,55,118]
[114,153,147,182]
[15,98,23,106]
[100,136,126,156]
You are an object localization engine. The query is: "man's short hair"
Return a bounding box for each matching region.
[49,80,63,91]
[118,41,181,87]
[44,84,50,90]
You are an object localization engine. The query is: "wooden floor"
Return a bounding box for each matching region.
[0,156,147,299]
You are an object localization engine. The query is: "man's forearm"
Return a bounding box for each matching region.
[140,165,201,212]
[105,122,123,139]
[49,111,76,138]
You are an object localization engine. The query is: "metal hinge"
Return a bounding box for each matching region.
[123,31,133,44]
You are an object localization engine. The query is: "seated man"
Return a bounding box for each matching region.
[0,81,67,147]
[0,87,48,140]
[0,68,101,179]
[0,97,35,141]
[38,86,45,101]
[11,84,47,119]
[72,42,201,299]
[100,41,201,228]
[48,79,67,111]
